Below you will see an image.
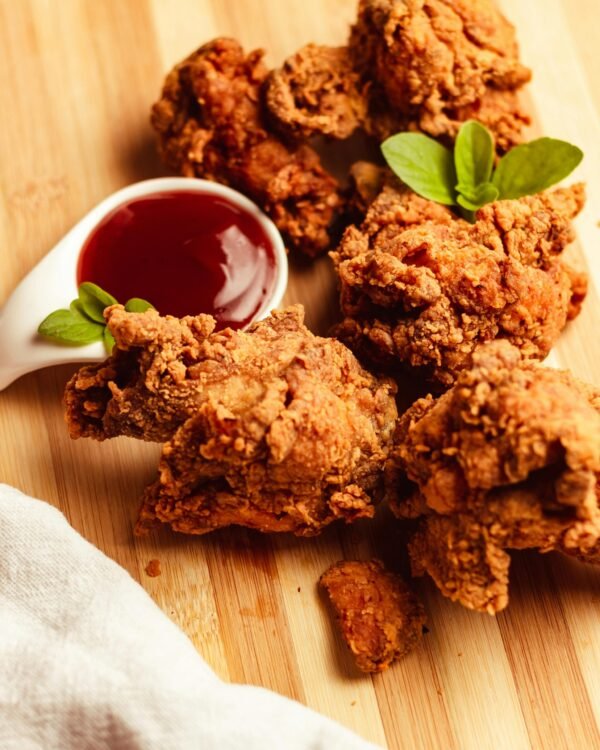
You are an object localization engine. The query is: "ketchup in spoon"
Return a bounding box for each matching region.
[77,191,277,329]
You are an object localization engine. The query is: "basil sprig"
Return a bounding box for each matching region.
[381,120,583,222]
[38,282,154,353]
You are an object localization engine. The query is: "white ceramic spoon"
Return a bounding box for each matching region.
[0,178,288,391]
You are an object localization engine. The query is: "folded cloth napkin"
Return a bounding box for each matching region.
[0,484,381,750]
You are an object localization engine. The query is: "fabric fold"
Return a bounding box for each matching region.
[0,484,381,750]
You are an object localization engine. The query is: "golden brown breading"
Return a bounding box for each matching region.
[265,45,367,140]
[350,0,532,150]
[151,38,344,257]
[264,2,531,149]
[150,3,532,258]
[319,559,426,672]
[332,181,587,387]
[65,307,217,442]
[386,341,600,614]
[136,333,398,535]
[65,305,398,537]
[65,304,397,446]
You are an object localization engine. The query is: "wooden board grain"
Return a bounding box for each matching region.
[0,1,599,748]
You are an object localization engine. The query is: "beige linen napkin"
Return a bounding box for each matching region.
[0,484,381,750]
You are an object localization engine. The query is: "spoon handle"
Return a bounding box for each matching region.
[0,232,104,391]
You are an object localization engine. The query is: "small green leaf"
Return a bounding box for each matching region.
[38,307,104,345]
[39,284,157,352]
[381,133,457,205]
[70,299,89,318]
[456,182,499,211]
[492,138,583,200]
[103,326,116,354]
[124,297,154,313]
[476,182,499,205]
[455,121,495,203]
[78,282,118,323]
[457,195,480,213]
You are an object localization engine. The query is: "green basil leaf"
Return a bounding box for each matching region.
[78,282,118,323]
[456,195,481,213]
[38,307,104,345]
[103,326,116,354]
[124,297,155,313]
[492,138,583,200]
[456,182,499,211]
[455,121,495,202]
[70,299,89,318]
[381,133,457,205]
[477,182,500,205]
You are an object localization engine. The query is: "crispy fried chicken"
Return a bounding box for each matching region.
[152,3,532,260]
[65,307,217,442]
[151,38,344,257]
[349,0,532,149]
[332,180,587,387]
[320,559,426,672]
[265,45,367,140]
[264,1,530,151]
[386,341,600,613]
[65,305,398,537]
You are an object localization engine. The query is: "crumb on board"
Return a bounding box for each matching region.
[319,559,426,673]
[145,558,161,577]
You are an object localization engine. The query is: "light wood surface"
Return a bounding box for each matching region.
[1,1,599,748]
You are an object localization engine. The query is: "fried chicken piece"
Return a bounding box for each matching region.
[265,45,367,140]
[65,304,397,446]
[265,2,530,150]
[265,42,399,144]
[320,559,426,672]
[136,331,397,536]
[350,0,532,150]
[65,305,398,536]
[332,181,587,387]
[65,307,217,442]
[151,38,344,257]
[343,171,456,241]
[386,341,600,613]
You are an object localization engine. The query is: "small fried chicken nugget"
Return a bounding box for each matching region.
[320,559,426,672]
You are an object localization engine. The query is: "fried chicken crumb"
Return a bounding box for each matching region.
[145,559,161,577]
[320,559,426,672]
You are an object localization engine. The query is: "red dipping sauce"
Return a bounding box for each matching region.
[77,191,277,329]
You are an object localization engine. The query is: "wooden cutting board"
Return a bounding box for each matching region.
[1,1,599,747]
